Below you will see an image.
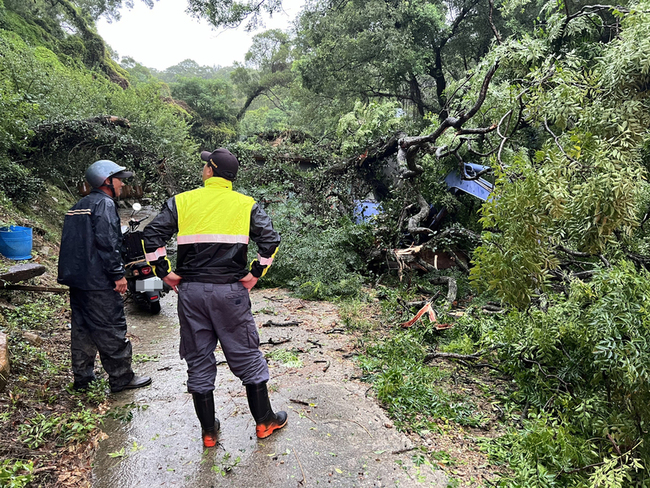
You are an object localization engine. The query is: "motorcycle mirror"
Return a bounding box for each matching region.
[130,202,142,219]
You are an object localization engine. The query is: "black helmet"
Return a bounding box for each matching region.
[200,149,239,181]
[85,160,133,188]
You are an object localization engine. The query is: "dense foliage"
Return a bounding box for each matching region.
[230,141,374,299]
[481,262,650,485]
[470,1,650,308]
[0,4,200,200]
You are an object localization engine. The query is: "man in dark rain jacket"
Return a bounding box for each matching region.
[58,160,151,393]
[142,148,286,448]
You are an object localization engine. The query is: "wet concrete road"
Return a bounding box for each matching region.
[92,290,448,487]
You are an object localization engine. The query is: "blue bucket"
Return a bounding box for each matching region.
[0,226,32,260]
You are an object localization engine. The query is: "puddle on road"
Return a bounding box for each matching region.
[92,292,447,487]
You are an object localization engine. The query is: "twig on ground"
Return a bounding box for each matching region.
[259,337,291,346]
[470,362,502,372]
[290,398,310,406]
[391,447,417,455]
[289,400,318,424]
[424,349,497,364]
[263,295,285,302]
[427,351,480,361]
[324,328,345,334]
[313,359,331,372]
[301,412,317,424]
[262,320,301,327]
[294,449,306,485]
[346,419,372,437]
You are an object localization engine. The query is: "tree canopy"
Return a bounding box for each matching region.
[186,0,284,30]
[294,0,507,118]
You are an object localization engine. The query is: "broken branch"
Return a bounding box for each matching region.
[260,337,291,346]
[262,320,301,327]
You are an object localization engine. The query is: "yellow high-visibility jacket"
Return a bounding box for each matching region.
[143,177,280,283]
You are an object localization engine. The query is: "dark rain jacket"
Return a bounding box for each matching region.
[142,177,280,283]
[57,189,125,290]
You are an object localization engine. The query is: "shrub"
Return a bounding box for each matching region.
[476,261,650,485]
[0,158,43,203]
[259,200,369,300]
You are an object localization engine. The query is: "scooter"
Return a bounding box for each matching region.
[121,203,168,314]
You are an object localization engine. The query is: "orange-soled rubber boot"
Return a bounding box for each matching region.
[202,422,220,447]
[192,392,220,447]
[255,411,288,439]
[246,383,288,439]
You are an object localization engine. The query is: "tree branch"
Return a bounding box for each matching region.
[407,194,434,235]
[488,0,502,44]
[400,62,499,151]
[397,62,499,177]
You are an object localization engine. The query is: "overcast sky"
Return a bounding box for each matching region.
[96,0,305,71]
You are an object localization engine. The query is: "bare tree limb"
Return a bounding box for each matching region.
[424,226,483,245]
[488,0,503,44]
[448,248,470,273]
[397,62,500,175]
[456,124,498,136]
[407,194,434,235]
[412,263,458,310]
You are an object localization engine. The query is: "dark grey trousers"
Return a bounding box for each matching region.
[70,288,134,390]
[177,281,269,393]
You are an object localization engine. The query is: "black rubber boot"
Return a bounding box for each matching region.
[245,383,288,439]
[192,391,220,447]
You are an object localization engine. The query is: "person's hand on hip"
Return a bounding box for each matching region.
[240,273,259,291]
[163,272,182,293]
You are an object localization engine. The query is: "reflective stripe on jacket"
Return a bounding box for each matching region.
[143,177,280,283]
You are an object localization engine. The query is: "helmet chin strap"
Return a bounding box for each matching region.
[105,177,117,199]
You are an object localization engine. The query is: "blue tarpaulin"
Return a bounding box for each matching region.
[353,200,382,223]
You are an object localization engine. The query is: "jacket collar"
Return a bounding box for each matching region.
[90,188,115,200]
[204,177,232,190]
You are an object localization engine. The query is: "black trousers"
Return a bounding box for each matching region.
[70,288,134,390]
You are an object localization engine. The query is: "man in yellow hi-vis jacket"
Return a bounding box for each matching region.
[142,148,286,447]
